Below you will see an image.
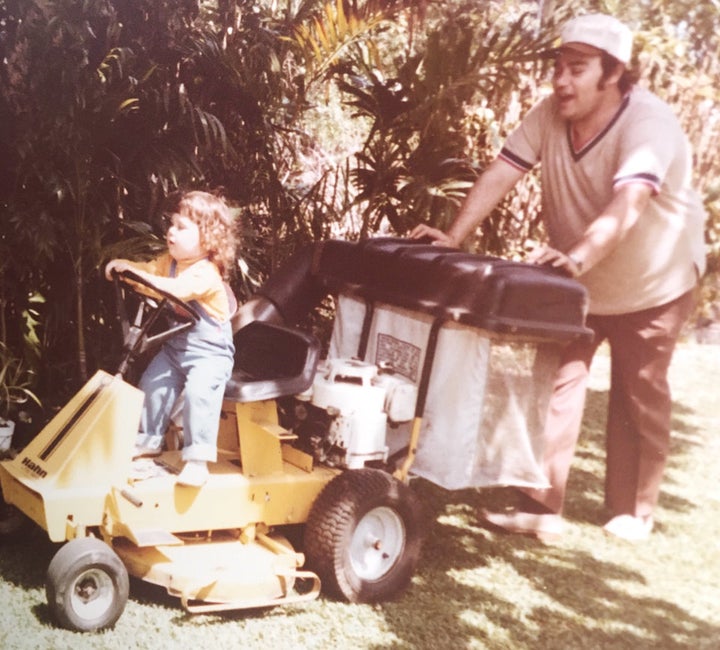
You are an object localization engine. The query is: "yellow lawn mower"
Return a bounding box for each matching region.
[0,238,592,632]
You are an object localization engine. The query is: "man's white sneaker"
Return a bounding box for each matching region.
[603,514,654,541]
[177,460,209,487]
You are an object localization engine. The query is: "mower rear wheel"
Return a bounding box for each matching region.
[304,468,424,603]
[46,537,129,632]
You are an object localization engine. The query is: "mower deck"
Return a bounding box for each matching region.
[113,527,320,612]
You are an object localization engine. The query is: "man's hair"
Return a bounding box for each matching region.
[600,51,638,93]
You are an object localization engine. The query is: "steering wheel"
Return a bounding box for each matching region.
[113,269,200,376]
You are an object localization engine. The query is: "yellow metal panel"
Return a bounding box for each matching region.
[55,376,143,487]
[281,444,314,472]
[42,487,113,542]
[119,524,184,547]
[0,371,143,541]
[239,420,284,476]
[217,401,240,453]
[104,453,339,536]
[236,400,279,427]
[0,469,46,531]
[6,371,142,489]
[235,401,301,477]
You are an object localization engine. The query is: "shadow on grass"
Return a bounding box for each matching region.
[368,480,719,650]
[0,525,58,590]
[367,385,718,650]
[567,387,706,523]
[0,525,60,628]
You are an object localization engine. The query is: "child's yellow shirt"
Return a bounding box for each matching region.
[120,253,231,323]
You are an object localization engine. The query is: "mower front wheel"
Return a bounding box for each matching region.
[46,537,129,632]
[304,468,424,603]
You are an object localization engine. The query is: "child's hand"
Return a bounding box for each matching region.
[105,259,132,280]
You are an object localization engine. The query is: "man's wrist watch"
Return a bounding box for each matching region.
[568,254,584,275]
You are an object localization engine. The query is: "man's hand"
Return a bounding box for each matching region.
[527,245,582,277]
[408,224,457,247]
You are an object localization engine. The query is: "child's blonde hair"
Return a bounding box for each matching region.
[171,190,238,278]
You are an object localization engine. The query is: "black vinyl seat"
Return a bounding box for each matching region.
[224,321,320,403]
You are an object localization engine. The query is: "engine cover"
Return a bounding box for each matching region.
[308,359,417,469]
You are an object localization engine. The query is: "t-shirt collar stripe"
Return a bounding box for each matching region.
[567,94,631,161]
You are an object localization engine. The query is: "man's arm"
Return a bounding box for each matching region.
[410,158,525,246]
[529,182,654,276]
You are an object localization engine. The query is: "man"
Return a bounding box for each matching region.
[411,14,706,541]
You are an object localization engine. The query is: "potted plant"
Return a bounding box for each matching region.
[0,342,40,455]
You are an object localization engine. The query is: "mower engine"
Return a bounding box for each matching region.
[286,358,417,469]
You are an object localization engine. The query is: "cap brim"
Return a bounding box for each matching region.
[541,42,605,60]
[560,42,605,56]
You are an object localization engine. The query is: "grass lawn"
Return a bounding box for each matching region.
[0,343,718,649]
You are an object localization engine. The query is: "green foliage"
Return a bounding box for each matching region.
[379,13,545,238]
[1,0,719,394]
[0,341,41,422]
[291,1,556,251]
[292,0,395,84]
[0,0,231,387]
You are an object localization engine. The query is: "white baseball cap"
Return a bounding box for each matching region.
[560,14,633,64]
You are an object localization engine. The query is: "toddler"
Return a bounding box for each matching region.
[106,190,238,486]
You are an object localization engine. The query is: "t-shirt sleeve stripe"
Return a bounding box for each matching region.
[499,147,535,172]
[614,172,661,194]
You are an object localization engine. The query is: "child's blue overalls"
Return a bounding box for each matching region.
[137,261,234,462]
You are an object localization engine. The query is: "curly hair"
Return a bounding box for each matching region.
[169,190,239,278]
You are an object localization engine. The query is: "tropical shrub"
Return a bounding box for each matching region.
[1,0,718,397]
